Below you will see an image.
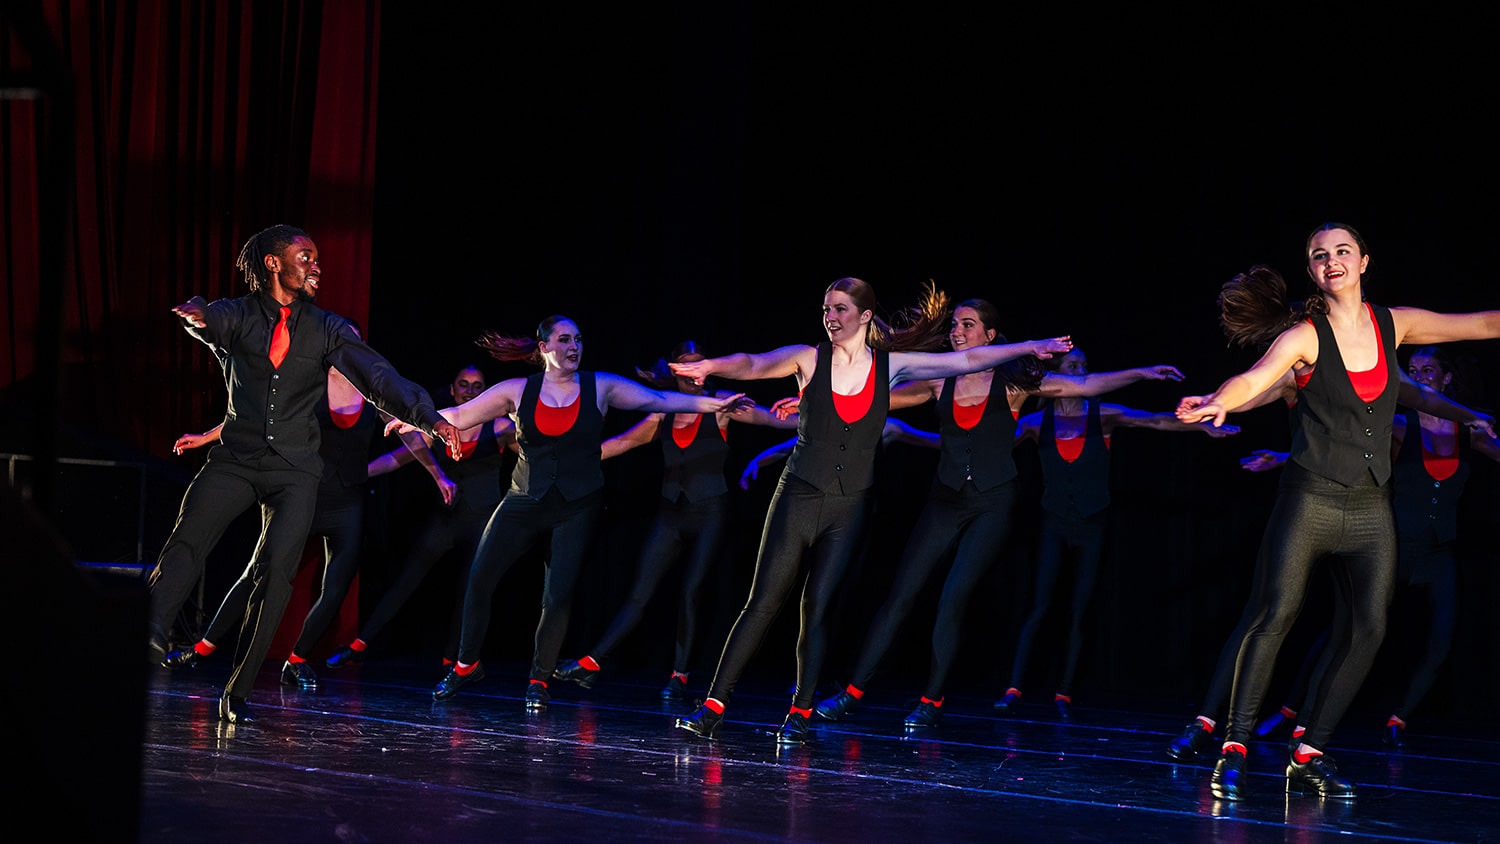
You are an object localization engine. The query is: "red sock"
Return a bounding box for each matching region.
[790,706,813,718]
[193,641,215,657]
[1222,741,1247,756]
[845,684,865,699]
[529,678,548,689]
[579,655,601,671]
[1292,746,1323,764]
[1054,694,1071,704]
[704,697,725,714]
[455,661,479,676]
[1004,687,1021,700]
[920,696,943,707]
[350,639,368,653]
[288,653,307,664]
[1280,705,1297,719]
[1291,726,1306,740]
[670,671,689,682]
[1387,715,1407,729]
[1195,716,1216,732]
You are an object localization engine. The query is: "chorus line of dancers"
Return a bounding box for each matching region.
[150,221,1499,802]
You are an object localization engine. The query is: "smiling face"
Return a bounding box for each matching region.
[1305,227,1369,297]
[949,305,997,350]
[822,289,871,343]
[1407,350,1451,393]
[267,235,320,302]
[450,367,487,405]
[538,319,583,374]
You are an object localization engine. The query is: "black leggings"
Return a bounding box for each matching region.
[705,474,871,710]
[458,488,603,681]
[590,493,729,673]
[847,480,1016,700]
[1225,463,1395,748]
[357,503,491,662]
[1007,509,1107,696]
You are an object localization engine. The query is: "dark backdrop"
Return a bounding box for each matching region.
[361,6,1499,729]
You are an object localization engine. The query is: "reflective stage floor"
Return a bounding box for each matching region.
[133,656,1500,843]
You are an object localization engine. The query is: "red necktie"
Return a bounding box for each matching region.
[269,306,291,368]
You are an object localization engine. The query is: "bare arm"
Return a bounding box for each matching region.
[1397,371,1496,437]
[1392,307,1500,346]
[1035,365,1184,398]
[670,345,814,385]
[890,379,942,410]
[738,435,797,490]
[884,418,940,449]
[890,336,1073,382]
[599,372,747,414]
[173,422,224,455]
[441,378,526,430]
[1177,323,1315,427]
[1101,404,1241,437]
[601,413,664,461]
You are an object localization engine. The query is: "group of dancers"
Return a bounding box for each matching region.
[148,221,1499,802]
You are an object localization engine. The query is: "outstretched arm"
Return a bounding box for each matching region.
[1397,371,1496,438]
[1178,323,1314,427]
[1102,404,1241,437]
[1240,449,1289,472]
[738,435,797,490]
[600,372,748,414]
[1036,365,1184,398]
[884,418,940,449]
[601,413,664,461]
[670,344,814,385]
[1392,307,1500,346]
[890,336,1073,382]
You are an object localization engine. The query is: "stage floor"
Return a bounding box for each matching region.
[137,655,1500,843]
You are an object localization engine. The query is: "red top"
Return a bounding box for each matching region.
[535,391,581,436]
[833,357,877,423]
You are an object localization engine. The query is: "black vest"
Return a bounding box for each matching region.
[315,399,380,494]
[1038,399,1111,518]
[442,418,508,516]
[1290,304,1400,486]
[1392,407,1471,545]
[660,412,730,503]
[935,374,1019,492]
[784,343,890,495]
[510,371,605,500]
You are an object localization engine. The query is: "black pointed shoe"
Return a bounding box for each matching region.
[776,712,811,745]
[1382,722,1405,749]
[524,682,551,711]
[1211,748,1248,801]
[432,663,485,701]
[675,704,723,739]
[324,646,364,670]
[903,701,942,729]
[993,688,1021,714]
[1167,721,1216,762]
[280,660,319,688]
[1286,754,1356,799]
[660,674,689,701]
[218,693,256,724]
[163,647,201,670]
[815,690,861,721]
[552,659,599,689]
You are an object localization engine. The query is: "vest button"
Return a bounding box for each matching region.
[1363,452,1373,459]
[835,464,843,471]
[843,425,851,432]
[1364,428,1372,436]
[839,444,846,451]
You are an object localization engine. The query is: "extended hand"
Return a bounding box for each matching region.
[172,300,207,328]
[669,359,713,386]
[1176,395,1226,427]
[1239,449,1288,473]
[770,396,800,421]
[432,420,464,460]
[1145,365,1185,382]
[1034,336,1073,359]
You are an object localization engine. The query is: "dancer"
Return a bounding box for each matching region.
[152,223,458,723]
[1175,223,1500,800]
[1243,345,1498,750]
[160,355,401,687]
[815,301,1190,729]
[992,346,1239,721]
[1166,362,1494,763]
[668,277,1073,744]
[325,364,519,671]
[551,341,797,700]
[410,317,751,710]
